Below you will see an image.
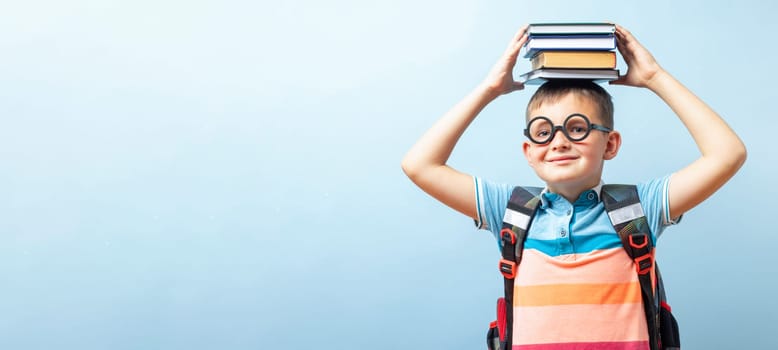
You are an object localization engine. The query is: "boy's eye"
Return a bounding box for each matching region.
[536,129,551,137]
[566,119,589,135]
[568,126,586,134]
[530,121,552,137]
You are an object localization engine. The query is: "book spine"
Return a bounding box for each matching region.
[530,52,616,69]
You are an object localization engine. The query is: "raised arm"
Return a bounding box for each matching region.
[401,26,529,220]
[611,25,747,219]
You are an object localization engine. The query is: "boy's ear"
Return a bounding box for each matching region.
[603,130,621,160]
[522,141,535,165]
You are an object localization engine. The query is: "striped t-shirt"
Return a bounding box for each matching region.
[475,176,678,350]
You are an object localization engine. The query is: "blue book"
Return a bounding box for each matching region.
[523,34,616,58]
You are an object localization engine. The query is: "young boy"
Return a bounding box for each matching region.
[401,24,746,349]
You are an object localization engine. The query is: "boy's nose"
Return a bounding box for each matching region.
[549,129,570,147]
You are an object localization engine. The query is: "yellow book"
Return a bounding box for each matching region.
[531,51,616,70]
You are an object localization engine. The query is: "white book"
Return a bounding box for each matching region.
[528,23,616,35]
[519,68,620,85]
[523,35,616,58]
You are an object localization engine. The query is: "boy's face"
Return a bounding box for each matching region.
[522,92,621,194]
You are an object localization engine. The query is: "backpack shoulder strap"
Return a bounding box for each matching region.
[601,184,651,245]
[499,186,542,278]
[494,186,541,348]
[500,186,542,259]
[601,184,661,350]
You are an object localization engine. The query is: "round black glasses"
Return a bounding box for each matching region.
[523,113,612,145]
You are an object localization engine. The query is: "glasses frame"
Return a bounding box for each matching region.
[523,113,612,145]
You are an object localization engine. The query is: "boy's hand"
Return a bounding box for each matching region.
[481,25,529,97]
[610,25,664,88]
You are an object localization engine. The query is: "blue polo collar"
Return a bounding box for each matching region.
[539,181,604,209]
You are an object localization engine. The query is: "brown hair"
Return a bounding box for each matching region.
[525,80,614,128]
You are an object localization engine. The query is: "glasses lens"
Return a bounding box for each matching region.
[565,114,590,141]
[527,117,553,144]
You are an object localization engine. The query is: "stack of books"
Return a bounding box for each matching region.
[518,23,620,85]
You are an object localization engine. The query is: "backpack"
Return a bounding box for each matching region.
[485,184,681,350]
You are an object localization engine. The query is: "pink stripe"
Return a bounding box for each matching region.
[517,249,636,286]
[514,340,649,350]
[512,303,647,344]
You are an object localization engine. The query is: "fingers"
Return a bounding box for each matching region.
[507,25,529,50]
[614,24,634,41]
[615,24,644,53]
[517,28,529,47]
[485,25,529,96]
[614,26,628,49]
[615,36,632,62]
[608,76,626,86]
[614,25,632,49]
[511,24,530,44]
[498,25,529,72]
[614,25,641,65]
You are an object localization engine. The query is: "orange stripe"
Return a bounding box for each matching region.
[514,281,642,306]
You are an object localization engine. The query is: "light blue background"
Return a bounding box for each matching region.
[1,1,774,349]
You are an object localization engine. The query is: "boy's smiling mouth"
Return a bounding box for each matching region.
[547,155,578,163]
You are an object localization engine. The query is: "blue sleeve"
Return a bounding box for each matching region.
[636,175,681,241]
[473,176,514,240]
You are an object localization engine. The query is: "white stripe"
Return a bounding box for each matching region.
[662,178,670,225]
[607,202,645,226]
[473,177,484,229]
[503,208,531,230]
